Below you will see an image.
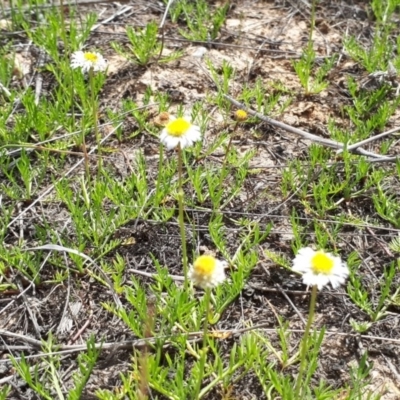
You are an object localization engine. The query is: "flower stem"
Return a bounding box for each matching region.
[219,121,240,189]
[221,121,239,168]
[177,144,188,289]
[193,288,211,400]
[58,0,68,55]
[294,284,318,398]
[80,127,90,179]
[155,143,164,206]
[309,0,317,44]
[89,67,102,173]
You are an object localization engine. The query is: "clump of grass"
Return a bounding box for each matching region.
[292,0,336,95]
[112,21,182,66]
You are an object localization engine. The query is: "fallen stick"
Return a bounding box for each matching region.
[336,125,400,154]
[223,94,393,160]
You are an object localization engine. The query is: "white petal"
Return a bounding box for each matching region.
[160,131,178,149]
[70,51,107,73]
[292,247,315,273]
[297,247,316,259]
[292,247,349,290]
[160,120,202,150]
[159,129,168,141]
[178,135,190,149]
[189,259,226,289]
[166,136,181,150]
[188,126,201,141]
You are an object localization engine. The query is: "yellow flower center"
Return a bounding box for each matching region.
[84,52,99,63]
[193,255,217,277]
[166,118,191,137]
[235,109,248,121]
[311,252,334,274]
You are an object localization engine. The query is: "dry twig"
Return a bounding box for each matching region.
[223,94,394,160]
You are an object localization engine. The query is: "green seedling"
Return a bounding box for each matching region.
[112,21,182,66]
[349,318,373,334]
[345,0,400,72]
[372,182,400,228]
[12,334,100,400]
[178,0,229,41]
[348,260,400,322]
[347,353,379,399]
[293,48,336,95]
[292,0,336,95]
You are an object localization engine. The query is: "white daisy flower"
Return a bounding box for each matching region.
[70,50,107,73]
[292,247,349,290]
[160,116,201,150]
[189,255,226,289]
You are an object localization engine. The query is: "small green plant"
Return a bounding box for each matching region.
[343,77,399,140]
[206,58,235,96]
[0,46,15,91]
[112,21,182,66]
[292,0,336,94]
[347,353,379,399]
[0,384,11,400]
[22,7,97,62]
[293,49,336,95]
[178,0,229,41]
[348,260,400,322]
[345,0,400,72]
[349,318,373,333]
[12,335,100,400]
[372,182,400,228]
[251,328,340,399]
[70,49,108,175]
[389,234,400,253]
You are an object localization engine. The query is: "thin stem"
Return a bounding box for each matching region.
[308,0,317,44]
[304,0,317,95]
[221,121,239,167]
[155,143,164,206]
[294,284,318,399]
[58,0,68,56]
[137,301,154,400]
[177,144,188,289]
[156,0,175,62]
[219,121,239,189]
[81,126,90,179]
[193,288,211,400]
[89,68,102,172]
